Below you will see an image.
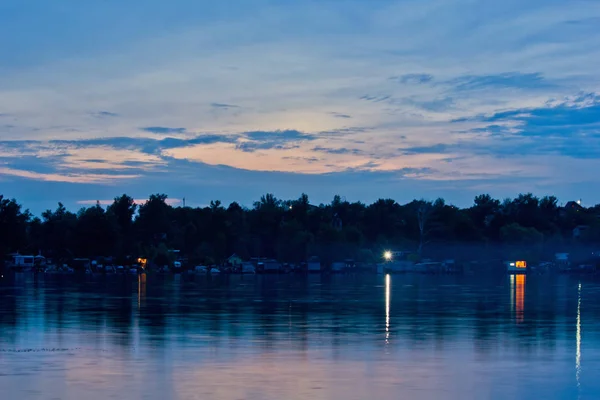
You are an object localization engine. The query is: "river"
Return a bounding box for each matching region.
[1,273,599,399]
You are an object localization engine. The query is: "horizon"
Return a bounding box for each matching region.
[2,0,600,214]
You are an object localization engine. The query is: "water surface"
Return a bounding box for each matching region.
[1,273,599,399]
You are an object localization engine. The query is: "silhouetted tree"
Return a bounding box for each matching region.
[0,195,30,256]
[40,203,77,261]
[2,191,600,267]
[75,201,117,257]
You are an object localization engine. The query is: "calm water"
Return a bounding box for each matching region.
[1,273,600,400]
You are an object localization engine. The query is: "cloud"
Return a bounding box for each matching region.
[399,144,451,155]
[329,112,352,119]
[141,126,187,135]
[318,127,371,137]
[235,130,317,152]
[402,94,600,160]
[458,92,600,143]
[93,111,119,118]
[390,74,434,84]
[39,134,237,155]
[0,154,63,174]
[210,103,240,109]
[0,167,139,184]
[281,156,320,163]
[408,97,455,112]
[312,146,364,155]
[360,95,391,103]
[397,167,437,176]
[0,140,167,185]
[236,142,300,152]
[243,130,314,142]
[448,72,553,92]
[156,135,237,151]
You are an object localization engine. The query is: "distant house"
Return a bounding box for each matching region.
[307,256,321,272]
[10,254,35,269]
[227,253,243,266]
[72,258,91,271]
[331,259,356,272]
[264,260,282,272]
[560,201,584,218]
[573,225,590,239]
[241,262,255,274]
[566,201,584,210]
[555,253,570,270]
[7,254,46,271]
[331,261,345,272]
[564,201,584,212]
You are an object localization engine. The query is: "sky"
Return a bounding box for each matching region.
[1,0,600,214]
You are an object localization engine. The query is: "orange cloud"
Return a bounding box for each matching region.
[163,142,450,175]
[0,167,139,184]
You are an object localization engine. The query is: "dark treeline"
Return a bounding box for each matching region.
[1,193,599,266]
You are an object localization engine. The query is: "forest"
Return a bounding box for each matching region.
[1,192,600,268]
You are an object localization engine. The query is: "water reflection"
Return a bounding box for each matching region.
[138,273,147,309]
[1,273,600,400]
[509,274,526,324]
[510,274,514,310]
[516,274,526,324]
[576,282,582,390]
[385,274,390,343]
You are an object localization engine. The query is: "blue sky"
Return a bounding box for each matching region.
[1,0,600,214]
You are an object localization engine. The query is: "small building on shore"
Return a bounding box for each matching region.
[262,259,281,273]
[241,262,255,274]
[307,257,321,273]
[227,253,243,267]
[10,254,35,270]
[506,260,527,274]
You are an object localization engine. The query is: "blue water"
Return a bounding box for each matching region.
[1,273,599,399]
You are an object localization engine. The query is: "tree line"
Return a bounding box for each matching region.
[1,193,599,267]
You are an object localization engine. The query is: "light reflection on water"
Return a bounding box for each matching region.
[1,273,600,400]
[577,282,582,393]
[385,274,390,343]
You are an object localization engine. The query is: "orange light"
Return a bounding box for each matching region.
[516,274,525,323]
[516,261,527,268]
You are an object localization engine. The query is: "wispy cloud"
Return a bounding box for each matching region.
[458,92,600,139]
[93,111,119,118]
[312,146,364,155]
[210,103,240,109]
[141,126,187,135]
[0,167,139,184]
[233,130,315,153]
[399,144,451,155]
[390,74,434,84]
[236,142,300,152]
[360,94,392,103]
[449,72,554,92]
[329,112,352,119]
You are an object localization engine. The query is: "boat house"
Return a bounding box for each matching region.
[506,260,527,273]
